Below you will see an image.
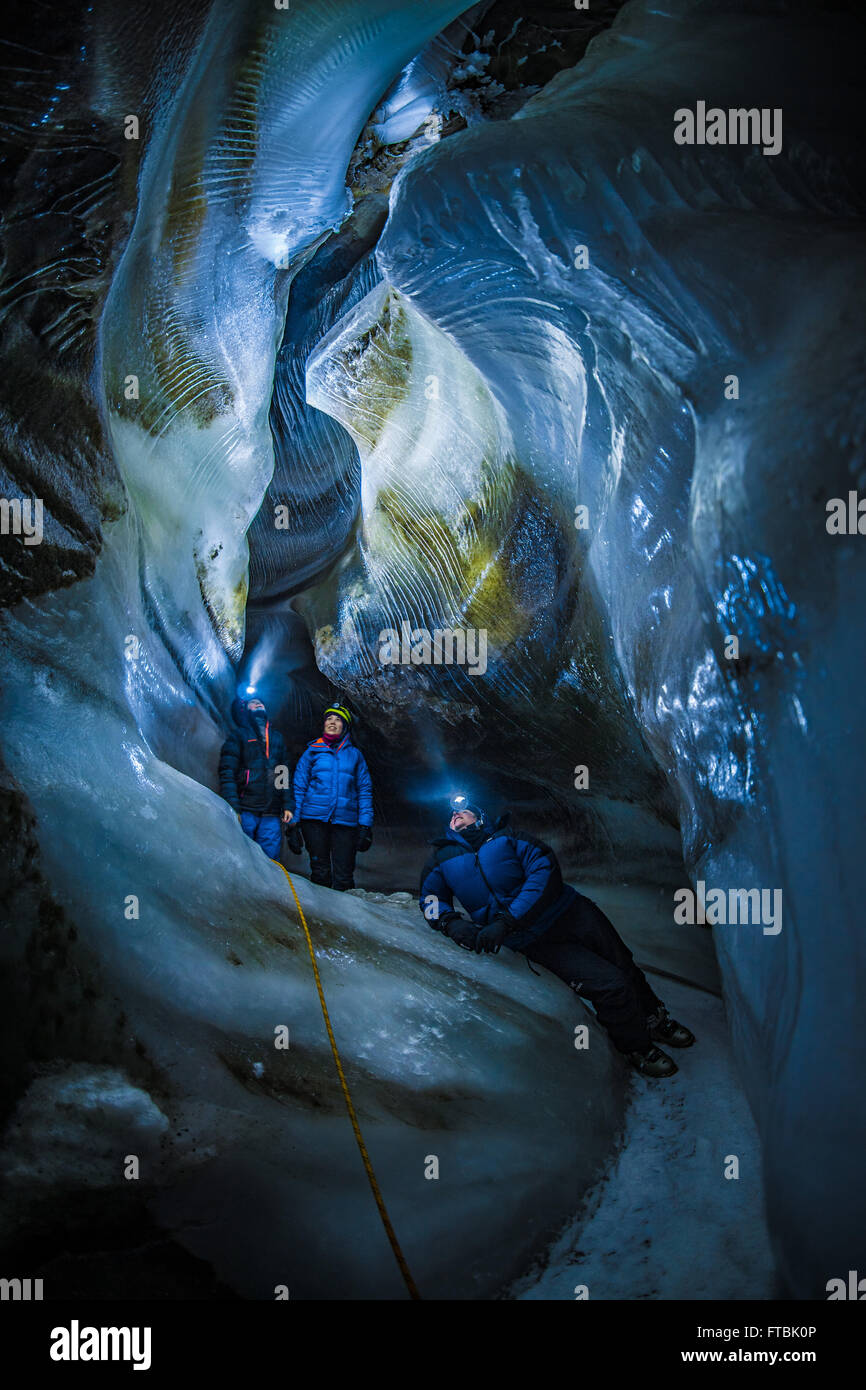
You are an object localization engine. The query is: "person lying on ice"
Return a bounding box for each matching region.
[218,694,294,859]
[419,799,695,1078]
[291,704,373,891]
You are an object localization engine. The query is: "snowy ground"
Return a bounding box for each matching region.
[342,876,777,1299]
[508,978,777,1300]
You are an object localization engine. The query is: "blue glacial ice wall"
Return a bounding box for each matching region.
[300,0,866,1294]
[0,0,631,1299]
[0,0,864,1299]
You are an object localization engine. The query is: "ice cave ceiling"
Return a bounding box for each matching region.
[0,0,864,1299]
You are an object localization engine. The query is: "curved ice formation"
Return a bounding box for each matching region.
[0,0,627,1300]
[0,731,625,1297]
[370,37,454,146]
[302,0,866,1294]
[99,0,473,663]
[0,0,864,1301]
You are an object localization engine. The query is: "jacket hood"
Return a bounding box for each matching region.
[451,823,489,851]
[231,697,268,733]
[431,825,499,851]
[431,811,511,849]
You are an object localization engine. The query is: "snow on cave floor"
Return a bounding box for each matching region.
[508,976,777,1301]
[342,860,776,1300]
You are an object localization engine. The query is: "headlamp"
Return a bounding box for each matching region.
[449,792,484,826]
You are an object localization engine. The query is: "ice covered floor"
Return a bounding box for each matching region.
[335,877,774,1299]
[509,977,776,1301]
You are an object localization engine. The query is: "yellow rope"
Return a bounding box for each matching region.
[275,861,422,1301]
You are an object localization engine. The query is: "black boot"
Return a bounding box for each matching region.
[647,1005,695,1048]
[628,1044,678,1078]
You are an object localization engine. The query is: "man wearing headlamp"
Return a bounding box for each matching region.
[419,794,695,1078]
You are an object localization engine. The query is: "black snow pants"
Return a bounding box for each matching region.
[301,819,359,891]
[522,892,663,1053]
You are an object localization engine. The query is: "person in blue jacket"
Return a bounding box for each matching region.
[292,704,373,890]
[419,798,695,1078]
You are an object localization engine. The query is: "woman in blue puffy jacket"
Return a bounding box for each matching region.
[291,704,373,890]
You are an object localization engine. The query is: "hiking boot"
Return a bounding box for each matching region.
[628,1044,678,1078]
[647,1006,695,1048]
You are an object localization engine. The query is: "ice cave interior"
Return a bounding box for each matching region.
[0,0,864,1300]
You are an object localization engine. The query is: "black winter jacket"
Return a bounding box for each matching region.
[218,700,294,816]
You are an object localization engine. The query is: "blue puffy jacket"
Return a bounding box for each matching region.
[292,734,373,827]
[419,824,576,951]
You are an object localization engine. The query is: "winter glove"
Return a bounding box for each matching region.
[445,916,479,951]
[474,915,511,955]
[425,905,456,934]
[356,825,373,853]
[286,824,304,855]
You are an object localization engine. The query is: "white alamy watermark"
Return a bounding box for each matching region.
[50,1321,151,1371]
[378,620,487,676]
[674,880,782,935]
[0,1276,43,1300]
[827,1271,866,1300]
[0,497,43,545]
[674,102,782,156]
[826,491,866,534]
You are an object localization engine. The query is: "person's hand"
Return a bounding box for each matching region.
[357,825,373,853]
[446,916,479,951]
[429,907,458,935]
[474,916,510,954]
[282,809,293,824]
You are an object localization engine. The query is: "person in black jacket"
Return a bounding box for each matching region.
[419,800,695,1078]
[218,695,294,859]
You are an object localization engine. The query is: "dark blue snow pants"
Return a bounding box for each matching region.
[240,811,283,859]
[522,892,663,1053]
